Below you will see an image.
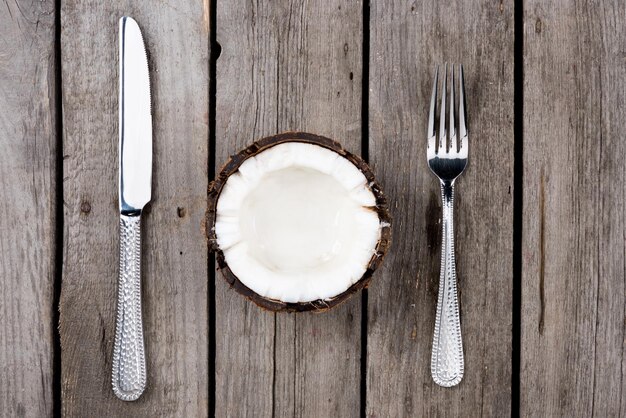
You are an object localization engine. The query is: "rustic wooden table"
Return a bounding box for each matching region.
[1,0,624,416]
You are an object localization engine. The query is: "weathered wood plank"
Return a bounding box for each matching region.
[215,1,363,416]
[367,1,514,416]
[521,1,626,416]
[59,1,209,415]
[0,1,57,416]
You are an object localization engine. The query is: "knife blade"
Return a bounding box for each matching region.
[119,16,152,213]
[112,16,151,402]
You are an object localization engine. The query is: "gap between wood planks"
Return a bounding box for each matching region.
[360,0,371,417]
[208,0,220,416]
[512,0,524,416]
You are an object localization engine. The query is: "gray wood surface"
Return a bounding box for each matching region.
[521,0,626,416]
[367,0,514,416]
[0,1,57,416]
[59,1,209,416]
[1,0,625,416]
[215,1,363,416]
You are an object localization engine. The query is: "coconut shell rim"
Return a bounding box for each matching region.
[206,131,392,313]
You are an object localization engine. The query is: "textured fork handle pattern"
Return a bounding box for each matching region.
[431,181,464,387]
[112,214,147,401]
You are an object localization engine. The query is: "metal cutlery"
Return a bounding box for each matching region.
[112,16,152,401]
[427,64,468,387]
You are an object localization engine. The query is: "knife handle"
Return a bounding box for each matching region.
[112,214,147,401]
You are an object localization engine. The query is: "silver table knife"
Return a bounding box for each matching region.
[112,16,152,401]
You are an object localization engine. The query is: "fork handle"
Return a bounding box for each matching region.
[112,214,147,401]
[431,181,464,387]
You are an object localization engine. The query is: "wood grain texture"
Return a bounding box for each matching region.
[521,0,626,416]
[59,1,209,415]
[367,1,514,416]
[215,0,363,416]
[0,1,57,416]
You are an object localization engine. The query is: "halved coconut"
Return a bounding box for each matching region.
[206,132,391,312]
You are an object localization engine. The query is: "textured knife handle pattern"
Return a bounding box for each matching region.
[112,214,146,401]
[431,182,464,387]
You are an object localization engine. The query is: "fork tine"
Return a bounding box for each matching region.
[449,65,456,151]
[428,65,438,152]
[459,64,468,148]
[439,63,447,151]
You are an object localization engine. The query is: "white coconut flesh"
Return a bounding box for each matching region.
[215,142,382,303]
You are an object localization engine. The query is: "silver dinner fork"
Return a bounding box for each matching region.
[427,64,468,387]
